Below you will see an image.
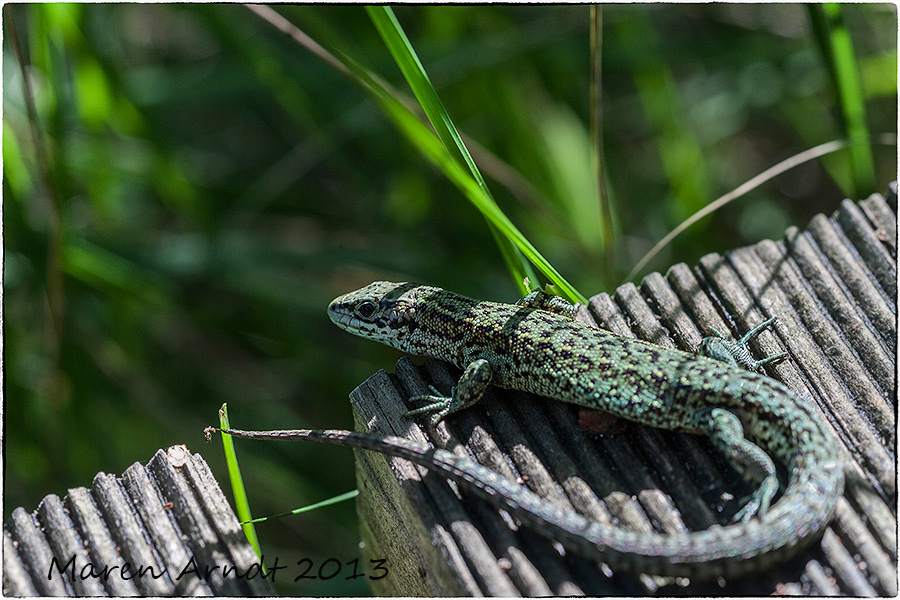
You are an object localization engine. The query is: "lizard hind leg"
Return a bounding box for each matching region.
[699,317,788,373]
[405,358,492,428]
[698,408,779,523]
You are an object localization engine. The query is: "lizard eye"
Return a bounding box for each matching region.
[356,301,378,319]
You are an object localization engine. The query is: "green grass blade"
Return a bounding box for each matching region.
[808,4,877,196]
[366,7,483,187]
[245,6,584,302]
[218,405,264,562]
[370,81,585,302]
[365,6,535,294]
[249,6,587,303]
[590,5,616,275]
[244,489,359,524]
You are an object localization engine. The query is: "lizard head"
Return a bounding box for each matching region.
[328,281,425,350]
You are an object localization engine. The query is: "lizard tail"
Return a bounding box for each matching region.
[219,426,843,579]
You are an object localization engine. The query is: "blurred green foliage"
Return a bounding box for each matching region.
[3,4,896,595]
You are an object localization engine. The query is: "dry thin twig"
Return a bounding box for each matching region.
[626,134,898,282]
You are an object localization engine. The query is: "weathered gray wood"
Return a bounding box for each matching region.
[121,455,212,596]
[7,507,72,596]
[349,189,897,596]
[3,531,40,596]
[89,473,174,596]
[3,447,274,597]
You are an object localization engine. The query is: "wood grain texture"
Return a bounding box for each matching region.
[3,447,275,597]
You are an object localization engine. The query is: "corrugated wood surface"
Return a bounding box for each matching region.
[3,446,275,597]
[349,187,897,596]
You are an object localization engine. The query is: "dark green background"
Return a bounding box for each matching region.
[4,4,896,595]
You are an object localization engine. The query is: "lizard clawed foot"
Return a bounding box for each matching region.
[731,475,778,522]
[405,387,454,427]
[516,287,579,320]
[404,359,493,428]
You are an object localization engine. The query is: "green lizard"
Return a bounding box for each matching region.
[324,281,844,578]
[220,281,844,580]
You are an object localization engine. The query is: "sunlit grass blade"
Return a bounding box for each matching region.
[365,6,535,295]
[243,490,359,524]
[218,404,264,562]
[370,84,586,302]
[246,5,585,303]
[374,94,586,299]
[366,7,484,189]
[808,3,877,196]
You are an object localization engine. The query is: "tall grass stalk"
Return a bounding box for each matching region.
[808,3,877,196]
[248,5,587,303]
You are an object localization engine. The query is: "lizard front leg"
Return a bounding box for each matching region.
[516,290,579,320]
[405,358,492,427]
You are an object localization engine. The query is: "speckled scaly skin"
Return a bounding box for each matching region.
[326,281,844,579]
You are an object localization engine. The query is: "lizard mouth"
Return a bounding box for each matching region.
[328,302,367,332]
[327,281,420,346]
[328,301,398,342]
[328,307,370,333]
